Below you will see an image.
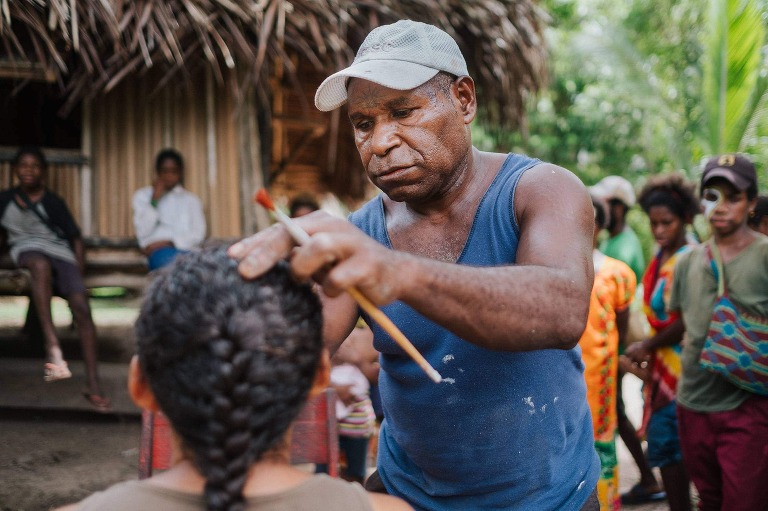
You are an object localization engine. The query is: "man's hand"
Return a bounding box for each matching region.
[625,341,651,366]
[228,212,405,305]
[151,179,171,202]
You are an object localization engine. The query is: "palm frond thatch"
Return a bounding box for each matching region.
[1,0,548,127]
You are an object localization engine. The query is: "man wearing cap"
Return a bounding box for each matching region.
[590,176,645,281]
[230,20,599,511]
[668,154,768,511]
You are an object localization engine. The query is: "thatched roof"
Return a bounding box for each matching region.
[1,0,548,127]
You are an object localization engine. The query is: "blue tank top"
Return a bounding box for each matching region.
[349,154,599,511]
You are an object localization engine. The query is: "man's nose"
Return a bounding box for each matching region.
[370,121,400,156]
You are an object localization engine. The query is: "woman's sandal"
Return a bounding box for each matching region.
[44,361,72,382]
[82,391,113,413]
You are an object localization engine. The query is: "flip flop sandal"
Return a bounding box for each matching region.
[44,362,72,382]
[620,483,667,505]
[82,391,113,413]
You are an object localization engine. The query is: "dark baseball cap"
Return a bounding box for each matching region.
[701,154,757,191]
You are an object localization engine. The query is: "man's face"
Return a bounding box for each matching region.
[346,76,474,204]
[14,154,45,189]
[156,158,182,190]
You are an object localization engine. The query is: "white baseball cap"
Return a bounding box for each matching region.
[314,20,469,112]
[589,176,636,208]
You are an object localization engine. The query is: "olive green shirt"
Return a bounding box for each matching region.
[75,475,374,511]
[669,235,768,412]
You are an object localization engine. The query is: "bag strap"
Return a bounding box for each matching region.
[706,240,727,297]
[14,190,67,240]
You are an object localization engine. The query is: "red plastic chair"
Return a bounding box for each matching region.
[138,388,339,479]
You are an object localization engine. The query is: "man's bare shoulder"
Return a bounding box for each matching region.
[515,161,589,214]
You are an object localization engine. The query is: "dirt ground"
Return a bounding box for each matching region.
[0,295,674,511]
[0,409,140,511]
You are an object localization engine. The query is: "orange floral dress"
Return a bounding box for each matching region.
[579,254,636,511]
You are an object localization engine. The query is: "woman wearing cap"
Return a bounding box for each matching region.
[667,154,768,511]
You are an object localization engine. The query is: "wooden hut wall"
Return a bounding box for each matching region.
[89,70,244,240]
[269,59,368,204]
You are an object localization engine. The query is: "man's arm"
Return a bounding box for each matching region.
[383,163,594,350]
[230,164,593,352]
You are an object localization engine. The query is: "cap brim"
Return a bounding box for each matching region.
[702,168,751,191]
[314,60,440,111]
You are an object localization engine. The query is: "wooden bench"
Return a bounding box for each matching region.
[0,237,148,339]
[0,236,149,296]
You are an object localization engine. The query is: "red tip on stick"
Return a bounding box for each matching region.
[254,189,275,211]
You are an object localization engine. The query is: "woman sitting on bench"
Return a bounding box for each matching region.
[56,247,410,511]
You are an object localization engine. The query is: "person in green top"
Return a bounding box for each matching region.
[591,175,646,281]
[591,175,663,505]
[669,154,768,511]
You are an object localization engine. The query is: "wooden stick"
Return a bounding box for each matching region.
[254,190,442,383]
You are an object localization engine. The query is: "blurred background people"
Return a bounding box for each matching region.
[0,146,109,412]
[625,173,698,511]
[132,149,206,271]
[579,195,637,510]
[591,175,663,505]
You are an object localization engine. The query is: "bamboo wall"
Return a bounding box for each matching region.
[89,70,244,239]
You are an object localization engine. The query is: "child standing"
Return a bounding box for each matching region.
[669,154,768,511]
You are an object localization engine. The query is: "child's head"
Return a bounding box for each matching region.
[638,173,698,249]
[133,247,324,511]
[700,154,758,236]
[748,195,768,236]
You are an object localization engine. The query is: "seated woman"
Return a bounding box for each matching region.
[57,247,411,511]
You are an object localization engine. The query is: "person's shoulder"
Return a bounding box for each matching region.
[348,195,382,224]
[369,492,414,511]
[517,160,587,199]
[54,480,145,510]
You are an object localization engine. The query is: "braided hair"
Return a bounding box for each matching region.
[135,247,323,511]
[638,173,699,222]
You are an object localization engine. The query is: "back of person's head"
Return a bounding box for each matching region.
[154,148,184,173]
[590,193,611,230]
[638,173,699,223]
[749,195,768,230]
[289,194,320,218]
[12,145,48,171]
[134,247,323,511]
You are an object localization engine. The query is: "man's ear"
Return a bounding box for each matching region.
[453,76,477,124]
[308,349,331,398]
[128,356,160,412]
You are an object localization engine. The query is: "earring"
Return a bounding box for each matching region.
[749,210,756,218]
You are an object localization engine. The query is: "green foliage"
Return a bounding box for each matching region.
[702,0,766,154]
[475,0,768,195]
